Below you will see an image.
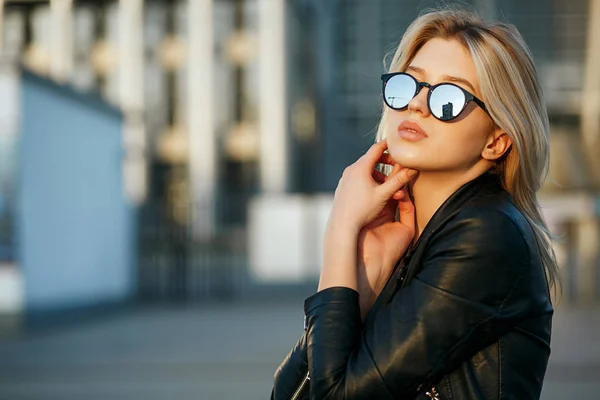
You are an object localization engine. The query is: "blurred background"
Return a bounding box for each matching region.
[0,0,598,399]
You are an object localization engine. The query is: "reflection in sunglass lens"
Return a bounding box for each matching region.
[430,84,466,121]
[384,74,416,109]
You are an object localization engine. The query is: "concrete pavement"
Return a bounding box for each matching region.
[0,298,598,399]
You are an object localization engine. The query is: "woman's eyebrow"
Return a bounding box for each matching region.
[441,75,478,94]
[405,65,478,93]
[405,65,425,76]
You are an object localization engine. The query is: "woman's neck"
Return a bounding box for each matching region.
[410,169,487,241]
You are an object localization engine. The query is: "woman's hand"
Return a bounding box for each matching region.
[317,139,417,294]
[328,139,417,231]
[357,163,417,320]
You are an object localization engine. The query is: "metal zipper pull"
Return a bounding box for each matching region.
[290,372,309,400]
[425,386,441,399]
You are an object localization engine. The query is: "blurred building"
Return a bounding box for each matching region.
[0,0,598,308]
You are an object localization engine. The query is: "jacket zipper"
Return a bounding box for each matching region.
[290,372,309,400]
[290,373,441,400]
[425,386,441,399]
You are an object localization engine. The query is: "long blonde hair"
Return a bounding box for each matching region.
[377,7,560,292]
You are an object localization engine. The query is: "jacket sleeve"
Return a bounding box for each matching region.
[271,329,310,400]
[303,207,535,399]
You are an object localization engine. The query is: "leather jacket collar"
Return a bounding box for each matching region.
[364,171,505,327]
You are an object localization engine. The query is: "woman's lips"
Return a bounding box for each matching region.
[398,120,428,141]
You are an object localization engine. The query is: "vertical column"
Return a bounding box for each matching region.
[0,0,4,55]
[582,0,600,186]
[119,0,146,204]
[575,217,600,304]
[49,0,73,83]
[119,0,144,113]
[580,0,600,305]
[188,0,215,239]
[258,0,287,193]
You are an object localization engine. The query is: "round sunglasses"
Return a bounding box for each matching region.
[381,72,489,121]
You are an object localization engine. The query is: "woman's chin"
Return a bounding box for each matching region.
[387,149,422,169]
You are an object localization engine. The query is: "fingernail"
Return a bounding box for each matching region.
[408,169,419,178]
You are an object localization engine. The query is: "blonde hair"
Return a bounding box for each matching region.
[377,7,560,292]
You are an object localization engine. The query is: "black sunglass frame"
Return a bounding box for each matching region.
[380,72,489,121]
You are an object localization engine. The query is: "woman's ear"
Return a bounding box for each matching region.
[482,129,512,161]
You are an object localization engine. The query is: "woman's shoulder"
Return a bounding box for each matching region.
[461,190,537,247]
[431,192,536,261]
[427,191,544,277]
[420,192,546,306]
[424,174,537,257]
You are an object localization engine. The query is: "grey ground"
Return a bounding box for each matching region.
[0,298,598,400]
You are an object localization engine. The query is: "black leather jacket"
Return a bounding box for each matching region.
[271,172,553,399]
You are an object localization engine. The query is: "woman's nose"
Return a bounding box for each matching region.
[407,86,431,117]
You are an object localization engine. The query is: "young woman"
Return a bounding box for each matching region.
[272,7,557,400]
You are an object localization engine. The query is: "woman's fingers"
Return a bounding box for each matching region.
[380,167,419,198]
[372,169,387,184]
[359,139,388,166]
[361,140,408,177]
[392,190,405,200]
[397,186,415,234]
[376,153,395,166]
[374,162,411,199]
[373,162,403,184]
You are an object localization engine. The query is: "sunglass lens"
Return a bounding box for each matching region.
[384,74,416,110]
[430,84,466,121]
